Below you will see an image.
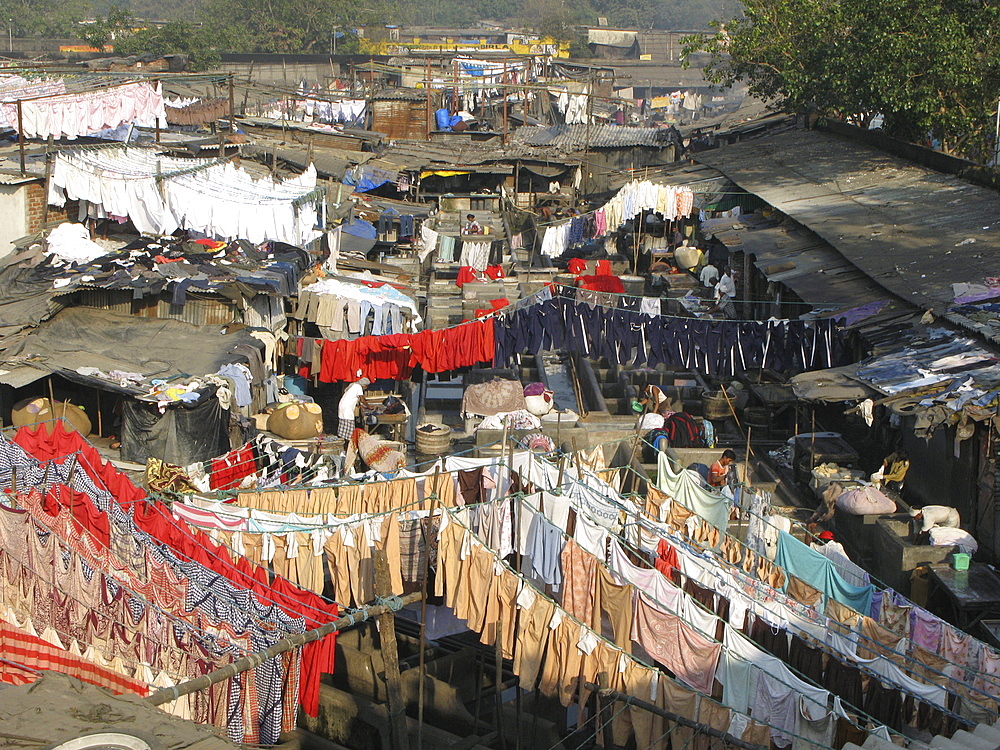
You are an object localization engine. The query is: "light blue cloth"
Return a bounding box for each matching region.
[217,363,252,407]
[526,511,564,592]
[656,451,730,531]
[438,234,456,262]
[774,531,874,614]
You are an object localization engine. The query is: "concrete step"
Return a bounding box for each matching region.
[973,725,1000,746]
[952,730,999,750]
[930,737,967,750]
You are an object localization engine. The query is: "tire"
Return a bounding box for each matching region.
[888,397,922,416]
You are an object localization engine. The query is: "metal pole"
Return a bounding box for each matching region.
[147,591,421,706]
[584,684,769,750]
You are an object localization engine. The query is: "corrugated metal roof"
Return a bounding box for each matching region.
[0,171,38,185]
[371,88,430,101]
[696,129,1000,313]
[513,124,670,149]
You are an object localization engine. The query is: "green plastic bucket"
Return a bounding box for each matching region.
[952,552,970,571]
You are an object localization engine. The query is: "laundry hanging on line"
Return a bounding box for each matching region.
[48,147,324,246]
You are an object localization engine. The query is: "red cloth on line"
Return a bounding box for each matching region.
[209,446,256,490]
[595,259,613,276]
[41,484,111,548]
[317,319,496,381]
[318,335,415,383]
[475,298,510,318]
[14,424,145,506]
[579,274,625,294]
[567,258,588,275]
[456,266,479,288]
[484,265,505,280]
[0,619,149,695]
[653,538,680,582]
[15,422,340,718]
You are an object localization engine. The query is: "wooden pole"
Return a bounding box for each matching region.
[495,619,508,750]
[416,479,439,750]
[154,78,161,143]
[228,74,235,132]
[148,591,422,706]
[15,99,24,175]
[595,673,617,750]
[373,549,411,750]
[425,60,432,141]
[587,684,768,750]
[502,60,508,145]
[41,135,52,226]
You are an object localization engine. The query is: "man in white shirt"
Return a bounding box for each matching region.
[910,505,960,533]
[337,377,371,440]
[700,263,719,288]
[710,267,738,318]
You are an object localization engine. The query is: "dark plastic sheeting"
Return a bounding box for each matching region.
[120,387,230,466]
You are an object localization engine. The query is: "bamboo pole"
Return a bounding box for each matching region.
[147,591,421,707]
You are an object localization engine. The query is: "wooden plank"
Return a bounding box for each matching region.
[373,549,410,750]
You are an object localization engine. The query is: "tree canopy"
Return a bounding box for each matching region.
[685,0,1000,159]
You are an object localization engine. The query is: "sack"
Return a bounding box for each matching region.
[664,412,702,448]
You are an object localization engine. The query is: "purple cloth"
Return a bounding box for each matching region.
[869,589,884,621]
[836,300,888,327]
[954,289,1000,305]
[523,382,547,397]
[910,606,943,651]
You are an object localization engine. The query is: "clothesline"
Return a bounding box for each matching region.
[6,428,339,740]
[514,492,875,737]
[169,435,509,501]
[613,439,1000,711]
[12,425,343,626]
[441,506,843,750]
[49,148,324,245]
[549,286,819,324]
[504,442,993,721]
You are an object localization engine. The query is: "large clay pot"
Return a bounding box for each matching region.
[266,401,323,439]
[11,397,91,435]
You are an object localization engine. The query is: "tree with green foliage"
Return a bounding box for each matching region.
[196,0,394,53]
[684,0,1000,159]
[111,20,239,68]
[1,0,90,38]
[79,5,135,49]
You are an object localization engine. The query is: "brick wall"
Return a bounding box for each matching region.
[25,181,68,233]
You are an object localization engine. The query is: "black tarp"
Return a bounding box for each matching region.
[121,386,230,465]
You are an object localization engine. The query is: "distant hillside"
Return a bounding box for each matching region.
[92,0,739,30]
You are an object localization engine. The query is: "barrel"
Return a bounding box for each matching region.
[416,424,452,456]
[702,391,731,420]
[743,407,770,431]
